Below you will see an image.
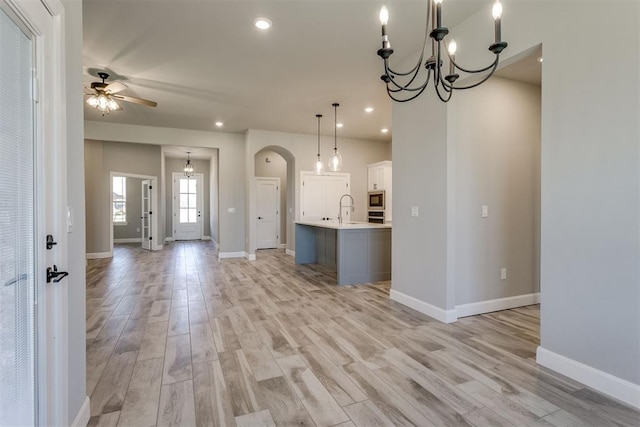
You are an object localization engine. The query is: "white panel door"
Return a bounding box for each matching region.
[173,173,203,240]
[301,174,325,220]
[256,177,279,249]
[141,179,152,250]
[324,175,350,221]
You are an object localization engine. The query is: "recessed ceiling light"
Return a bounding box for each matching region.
[381,128,389,133]
[215,121,224,127]
[254,18,272,30]
[537,56,543,63]
[365,107,374,113]
[336,123,344,128]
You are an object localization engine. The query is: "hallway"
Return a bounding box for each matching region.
[85,242,639,426]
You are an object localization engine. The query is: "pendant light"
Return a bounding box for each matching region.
[184,152,195,177]
[314,114,324,175]
[329,102,343,172]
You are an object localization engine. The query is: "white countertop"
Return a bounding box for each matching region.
[295,220,392,230]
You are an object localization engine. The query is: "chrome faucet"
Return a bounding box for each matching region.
[339,194,355,224]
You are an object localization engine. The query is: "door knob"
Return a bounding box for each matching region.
[258,216,263,219]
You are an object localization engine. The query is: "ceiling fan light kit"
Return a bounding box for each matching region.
[85,71,157,115]
[377,0,508,103]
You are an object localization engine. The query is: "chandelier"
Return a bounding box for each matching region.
[377,0,507,103]
[184,152,195,178]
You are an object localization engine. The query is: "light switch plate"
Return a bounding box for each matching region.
[411,206,419,217]
[482,205,489,218]
[66,207,73,232]
[228,207,236,213]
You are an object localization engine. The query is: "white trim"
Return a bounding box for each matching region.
[218,251,246,259]
[86,252,112,259]
[202,235,211,241]
[536,346,640,410]
[456,293,540,318]
[246,253,256,261]
[279,243,287,249]
[390,290,457,323]
[113,238,142,243]
[285,249,295,257]
[70,396,90,427]
[213,240,219,249]
[164,237,174,243]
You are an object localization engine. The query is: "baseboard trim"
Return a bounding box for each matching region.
[202,236,211,241]
[164,237,175,243]
[285,249,295,257]
[279,243,287,249]
[456,293,540,318]
[246,253,256,261]
[113,238,141,243]
[70,396,90,427]
[390,289,457,323]
[86,252,112,259]
[218,251,246,260]
[536,346,640,409]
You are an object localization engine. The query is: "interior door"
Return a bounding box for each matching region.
[324,175,350,221]
[256,177,279,249]
[0,7,37,424]
[300,174,325,221]
[173,173,203,240]
[141,179,152,250]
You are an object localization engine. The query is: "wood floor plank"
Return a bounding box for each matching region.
[163,333,193,384]
[87,343,116,396]
[343,400,395,427]
[256,376,315,426]
[234,409,276,427]
[118,357,164,427]
[157,380,197,427]
[87,411,120,427]
[190,322,219,363]
[242,345,282,381]
[276,354,350,426]
[90,351,138,416]
[92,315,128,348]
[138,321,168,361]
[219,349,262,416]
[193,360,237,427]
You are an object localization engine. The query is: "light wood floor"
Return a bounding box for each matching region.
[86,241,639,427]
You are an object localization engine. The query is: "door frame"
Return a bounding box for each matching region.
[109,172,160,252]
[255,177,281,250]
[171,172,204,240]
[2,0,68,424]
[141,179,152,250]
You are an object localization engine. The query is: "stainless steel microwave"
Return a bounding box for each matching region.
[368,190,385,210]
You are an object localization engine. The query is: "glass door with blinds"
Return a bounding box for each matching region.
[0,6,37,425]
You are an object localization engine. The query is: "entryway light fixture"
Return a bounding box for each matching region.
[329,103,343,172]
[314,114,324,175]
[184,152,195,178]
[377,0,508,103]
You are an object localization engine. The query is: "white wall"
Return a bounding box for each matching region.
[85,121,246,253]
[62,0,87,421]
[392,0,640,400]
[454,77,541,306]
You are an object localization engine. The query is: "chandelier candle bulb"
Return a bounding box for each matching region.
[448,39,457,74]
[380,6,388,36]
[492,1,503,43]
[435,0,443,29]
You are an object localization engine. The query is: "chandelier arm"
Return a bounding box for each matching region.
[386,67,432,93]
[445,47,500,74]
[384,0,432,78]
[441,57,500,91]
[386,78,432,102]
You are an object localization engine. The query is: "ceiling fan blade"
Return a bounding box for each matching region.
[112,94,157,107]
[104,81,127,94]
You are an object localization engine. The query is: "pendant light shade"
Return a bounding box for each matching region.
[328,102,343,172]
[314,114,324,175]
[184,152,195,177]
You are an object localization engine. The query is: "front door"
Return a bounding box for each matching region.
[256,177,280,249]
[173,173,203,240]
[141,179,152,250]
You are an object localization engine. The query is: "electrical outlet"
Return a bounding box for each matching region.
[228,207,236,213]
[482,205,489,218]
[411,206,419,217]
[501,268,507,280]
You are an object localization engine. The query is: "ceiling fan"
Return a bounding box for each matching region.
[84,72,157,114]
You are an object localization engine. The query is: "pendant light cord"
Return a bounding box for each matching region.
[316,114,322,156]
[333,103,339,150]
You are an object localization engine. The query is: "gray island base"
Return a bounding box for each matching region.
[295,221,391,285]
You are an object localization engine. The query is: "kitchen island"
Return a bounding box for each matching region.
[295,220,391,285]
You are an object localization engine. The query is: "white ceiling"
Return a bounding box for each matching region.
[82,0,493,142]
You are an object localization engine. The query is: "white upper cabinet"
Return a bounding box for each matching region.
[300,171,350,222]
[367,161,392,191]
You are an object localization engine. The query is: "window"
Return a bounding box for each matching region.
[179,178,197,223]
[113,176,127,224]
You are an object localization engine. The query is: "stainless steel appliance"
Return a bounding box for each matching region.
[368,211,385,224]
[368,190,385,210]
